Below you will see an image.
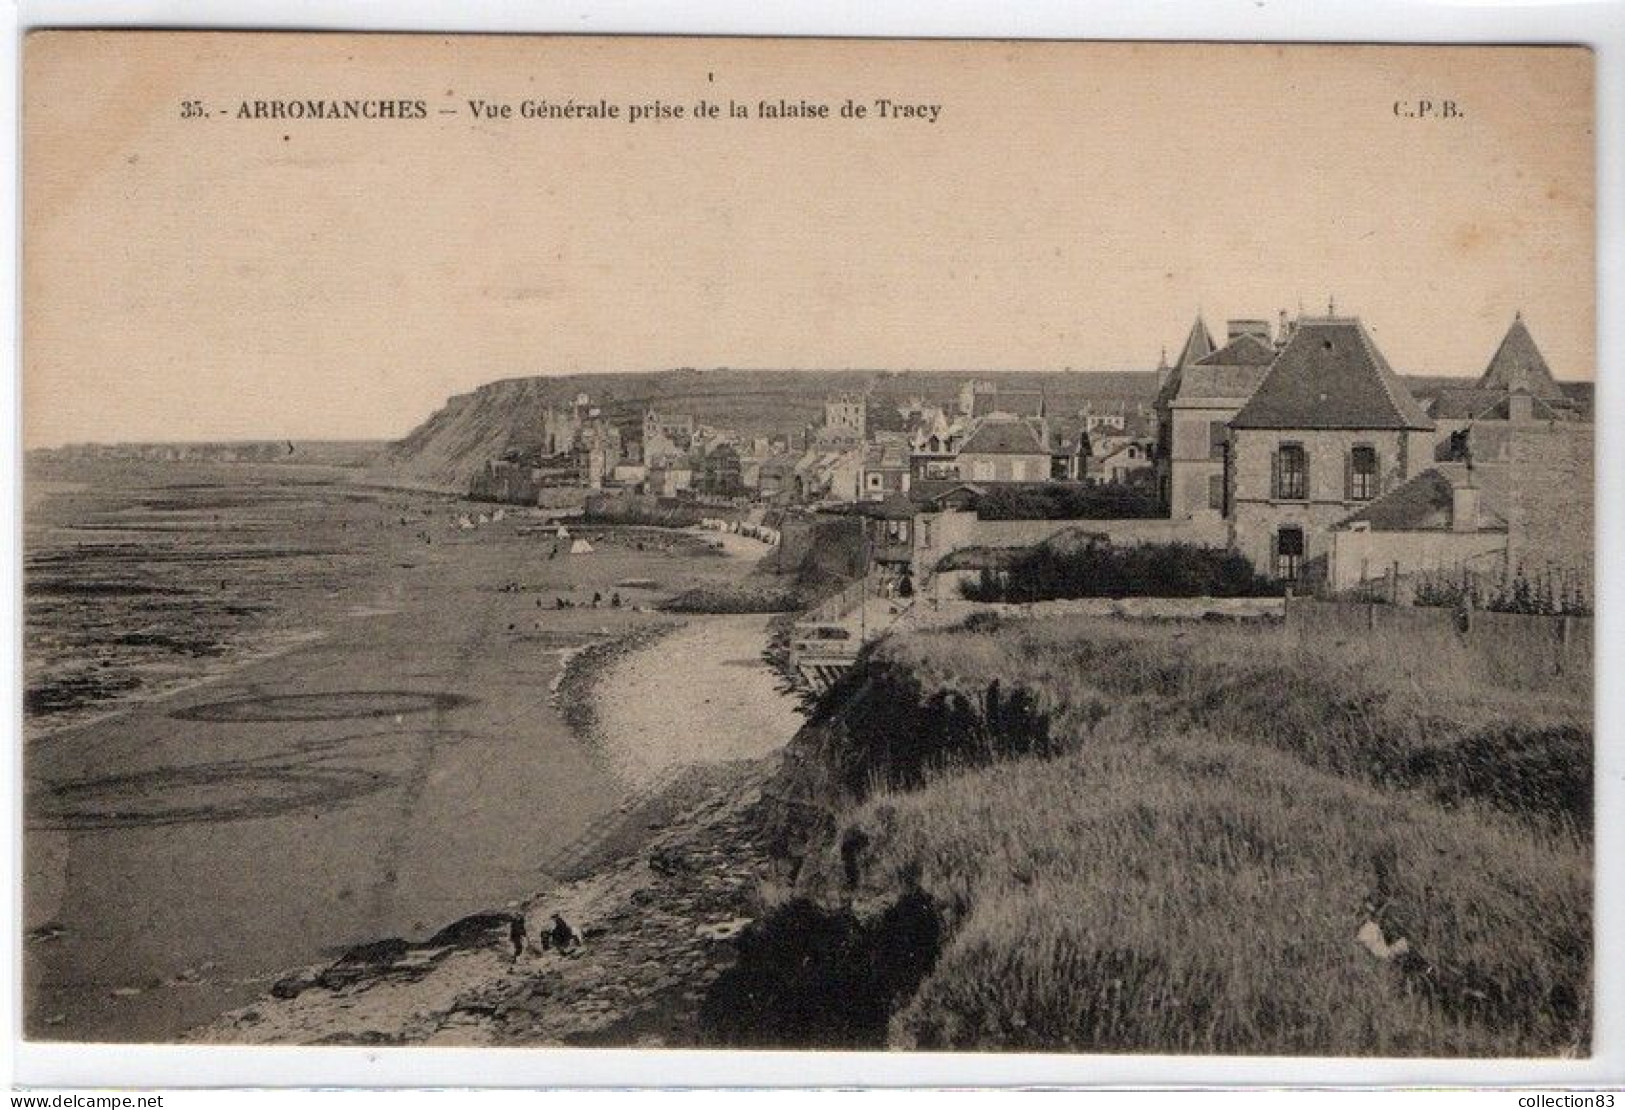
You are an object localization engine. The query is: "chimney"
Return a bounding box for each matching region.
[1451,472,1480,533]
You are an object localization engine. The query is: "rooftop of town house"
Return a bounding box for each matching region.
[1096,437,1155,463]
[1336,464,1507,533]
[909,480,990,508]
[863,440,913,470]
[1230,316,1435,431]
[1427,387,1585,422]
[958,416,1050,456]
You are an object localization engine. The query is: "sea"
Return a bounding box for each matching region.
[22,455,428,738]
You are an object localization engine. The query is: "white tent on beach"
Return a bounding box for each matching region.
[569,539,594,555]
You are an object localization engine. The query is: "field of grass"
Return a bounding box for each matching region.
[719,615,1592,1055]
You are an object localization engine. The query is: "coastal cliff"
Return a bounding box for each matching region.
[373,368,1164,492]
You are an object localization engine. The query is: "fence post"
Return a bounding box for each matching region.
[1366,601,1376,632]
[1389,560,1401,605]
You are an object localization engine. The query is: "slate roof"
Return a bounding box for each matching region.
[1336,464,1505,533]
[1230,317,1434,431]
[1196,332,1277,367]
[1478,315,1566,401]
[863,440,912,470]
[1173,364,1271,402]
[959,417,1050,456]
[1176,317,1216,369]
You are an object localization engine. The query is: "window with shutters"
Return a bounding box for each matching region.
[1274,443,1308,500]
[1209,421,1227,460]
[1275,526,1305,582]
[1348,445,1377,501]
[1208,473,1225,512]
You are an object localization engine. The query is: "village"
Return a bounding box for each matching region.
[467,306,1593,624]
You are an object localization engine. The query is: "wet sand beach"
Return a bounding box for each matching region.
[23,461,778,1042]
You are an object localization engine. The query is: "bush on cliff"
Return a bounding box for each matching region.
[960,539,1278,602]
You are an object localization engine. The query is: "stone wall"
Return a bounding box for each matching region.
[1327,528,1508,592]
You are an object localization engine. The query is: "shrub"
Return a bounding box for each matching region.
[1411,562,1591,617]
[970,482,1161,521]
[700,890,943,1048]
[961,539,1278,602]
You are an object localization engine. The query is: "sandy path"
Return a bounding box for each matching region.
[592,614,802,790]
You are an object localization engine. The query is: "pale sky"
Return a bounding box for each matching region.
[23,34,1595,448]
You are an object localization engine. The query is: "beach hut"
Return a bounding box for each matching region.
[569,538,595,555]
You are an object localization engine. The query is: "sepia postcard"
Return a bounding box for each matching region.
[13,28,1607,1082]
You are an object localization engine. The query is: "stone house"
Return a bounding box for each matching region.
[1094,438,1156,486]
[861,438,913,500]
[700,442,744,497]
[955,415,1052,483]
[1227,315,1435,585]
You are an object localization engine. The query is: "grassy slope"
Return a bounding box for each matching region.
[747,617,1591,1055]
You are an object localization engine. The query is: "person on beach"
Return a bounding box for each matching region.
[548,913,583,952]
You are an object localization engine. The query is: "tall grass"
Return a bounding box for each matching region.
[738,615,1592,1055]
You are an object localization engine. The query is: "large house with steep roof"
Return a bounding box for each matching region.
[1227,315,1436,585]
